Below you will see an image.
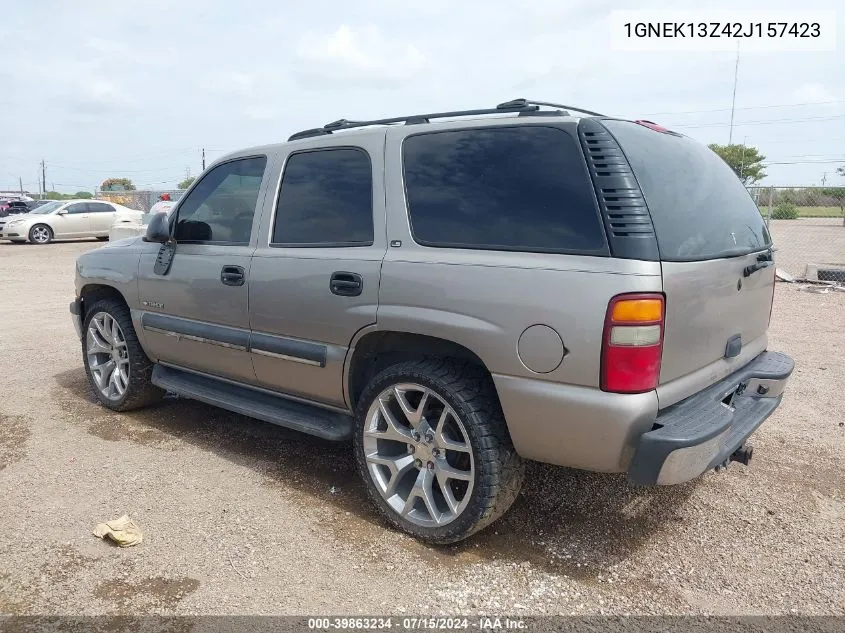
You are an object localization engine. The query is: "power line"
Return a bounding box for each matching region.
[641,99,845,117]
[671,113,845,130]
[763,159,845,165]
[49,163,191,174]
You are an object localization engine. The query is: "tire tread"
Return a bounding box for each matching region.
[354,357,524,544]
[82,298,164,411]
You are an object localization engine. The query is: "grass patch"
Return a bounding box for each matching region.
[759,206,843,218]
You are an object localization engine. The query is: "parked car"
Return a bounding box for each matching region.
[0,199,32,217]
[70,99,794,543]
[108,194,181,241]
[0,199,134,243]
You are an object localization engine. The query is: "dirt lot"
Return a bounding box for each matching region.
[0,240,843,616]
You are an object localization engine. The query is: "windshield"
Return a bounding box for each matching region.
[29,201,64,214]
[601,120,772,261]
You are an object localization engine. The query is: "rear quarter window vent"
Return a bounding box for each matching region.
[578,119,659,261]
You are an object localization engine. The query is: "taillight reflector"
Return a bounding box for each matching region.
[601,293,665,394]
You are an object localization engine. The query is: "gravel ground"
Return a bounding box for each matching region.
[768,218,845,279]
[0,240,843,616]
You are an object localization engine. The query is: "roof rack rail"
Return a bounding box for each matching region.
[286,98,604,141]
[502,98,606,117]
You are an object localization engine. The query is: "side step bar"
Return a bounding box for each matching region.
[151,365,354,441]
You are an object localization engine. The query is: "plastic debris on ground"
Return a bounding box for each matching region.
[93,515,143,547]
[775,269,796,283]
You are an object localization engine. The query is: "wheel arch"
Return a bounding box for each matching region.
[28,222,54,242]
[79,283,130,317]
[346,330,495,410]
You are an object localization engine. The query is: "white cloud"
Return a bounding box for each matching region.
[791,83,838,103]
[1,0,842,191]
[295,24,426,88]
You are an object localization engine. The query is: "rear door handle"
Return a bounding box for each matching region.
[330,271,363,296]
[221,265,245,286]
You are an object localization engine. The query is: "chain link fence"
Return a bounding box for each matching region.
[747,186,845,283]
[95,189,186,213]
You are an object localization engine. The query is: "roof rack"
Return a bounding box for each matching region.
[287,98,605,141]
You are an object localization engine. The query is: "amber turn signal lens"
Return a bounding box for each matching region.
[611,299,663,323]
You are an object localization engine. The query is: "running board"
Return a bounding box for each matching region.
[151,365,353,441]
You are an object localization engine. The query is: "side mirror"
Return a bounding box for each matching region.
[144,212,171,243]
[56,209,67,215]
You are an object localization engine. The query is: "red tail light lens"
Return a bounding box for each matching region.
[601,293,665,394]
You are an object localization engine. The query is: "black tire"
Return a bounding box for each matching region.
[353,358,524,544]
[81,297,164,411]
[28,224,53,244]
[96,236,109,241]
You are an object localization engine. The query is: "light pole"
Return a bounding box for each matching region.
[728,45,740,145]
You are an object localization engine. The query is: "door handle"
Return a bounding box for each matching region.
[330,271,363,296]
[221,265,246,286]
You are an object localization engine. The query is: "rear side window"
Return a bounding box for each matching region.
[86,202,114,213]
[403,126,606,254]
[272,148,373,246]
[602,120,771,261]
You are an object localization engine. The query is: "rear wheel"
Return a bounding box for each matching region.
[96,236,109,241]
[29,224,52,244]
[354,358,524,544]
[82,298,164,411]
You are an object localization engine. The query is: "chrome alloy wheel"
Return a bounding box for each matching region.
[363,383,475,527]
[30,225,51,243]
[86,311,130,401]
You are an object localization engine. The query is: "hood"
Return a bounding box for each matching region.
[1,213,37,226]
[101,235,144,248]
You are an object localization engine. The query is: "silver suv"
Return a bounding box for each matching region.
[71,99,794,543]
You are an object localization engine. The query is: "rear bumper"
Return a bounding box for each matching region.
[628,351,794,486]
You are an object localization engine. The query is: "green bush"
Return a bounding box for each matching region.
[771,202,799,220]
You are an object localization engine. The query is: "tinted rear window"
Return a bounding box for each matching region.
[603,120,771,261]
[403,126,606,254]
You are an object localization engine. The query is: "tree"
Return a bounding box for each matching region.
[178,176,195,189]
[44,191,70,200]
[74,191,93,199]
[821,187,845,227]
[708,143,766,185]
[100,177,135,191]
[837,165,844,177]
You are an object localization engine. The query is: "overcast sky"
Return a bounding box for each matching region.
[1,0,842,194]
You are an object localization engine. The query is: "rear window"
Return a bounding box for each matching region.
[403,126,607,254]
[603,120,771,261]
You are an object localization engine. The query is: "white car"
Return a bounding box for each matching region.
[108,199,176,241]
[0,199,136,244]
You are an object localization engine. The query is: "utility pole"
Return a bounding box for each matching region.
[728,45,740,145]
[202,148,206,171]
[19,176,23,196]
[821,172,828,186]
[739,136,747,182]
[41,160,46,199]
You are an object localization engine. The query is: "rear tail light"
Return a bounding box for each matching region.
[601,293,665,393]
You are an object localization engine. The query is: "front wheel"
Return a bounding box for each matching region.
[29,224,53,244]
[354,359,524,544]
[82,298,164,411]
